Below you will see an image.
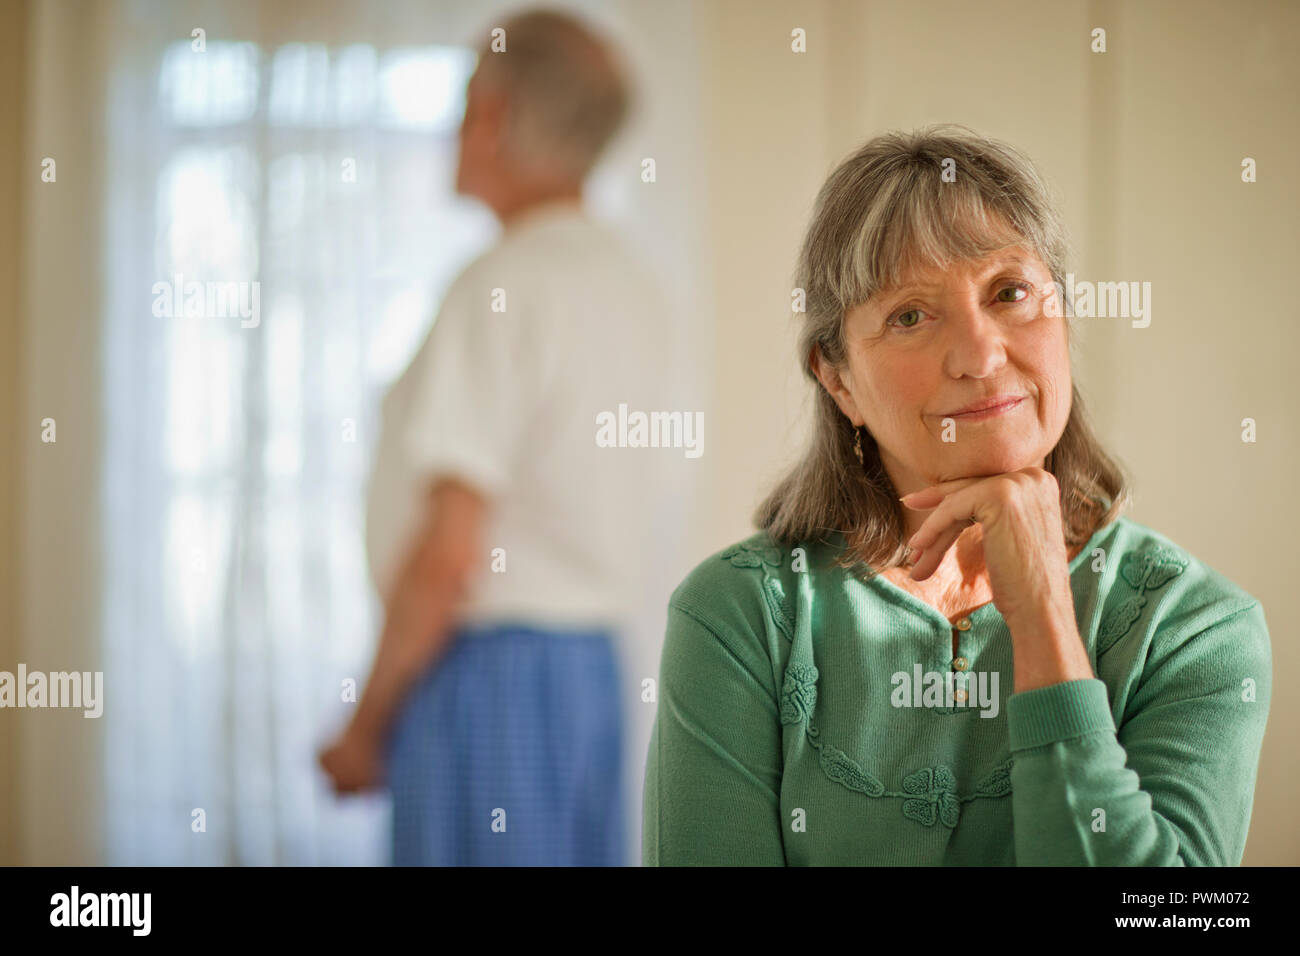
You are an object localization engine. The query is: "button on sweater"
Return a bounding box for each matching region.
[642,515,1272,865]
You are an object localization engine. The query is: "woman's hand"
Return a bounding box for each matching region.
[900,467,1093,691]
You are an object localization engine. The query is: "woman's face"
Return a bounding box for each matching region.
[815,243,1072,495]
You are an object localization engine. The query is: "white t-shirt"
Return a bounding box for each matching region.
[364,199,691,635]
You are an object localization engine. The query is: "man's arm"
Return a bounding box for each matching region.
[319,475,488,793]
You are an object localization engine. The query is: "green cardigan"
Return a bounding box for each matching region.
[642,515,1271,865]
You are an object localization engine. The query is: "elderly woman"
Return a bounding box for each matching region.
[642,125,1272,866]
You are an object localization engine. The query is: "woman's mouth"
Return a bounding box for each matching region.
[942,396,1025,421]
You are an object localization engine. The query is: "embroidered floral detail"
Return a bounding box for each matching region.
[719,539,795,641]
[780,662,819,725]
[763,576,794,641]
[1098,595,1144,648]
[719,542,783,569]
[804,717,1012,824]
[902,766,961,828]
[973,758,1014,797]
[1098,545,1189,653]
[778,640,1012,825]
[1119,546,1188,591]
[815,741,886,797]
[722,533,1013,828]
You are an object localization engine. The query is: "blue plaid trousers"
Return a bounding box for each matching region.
[386,621,626,866]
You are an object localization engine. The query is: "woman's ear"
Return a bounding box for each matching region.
[809,345,864,427]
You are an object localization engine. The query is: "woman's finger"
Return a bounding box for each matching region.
[900,475,984,508]
[904,483,985,579]
[908,520,969,580]
[906,482,980,549]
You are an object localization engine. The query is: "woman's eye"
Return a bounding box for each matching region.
[889,283,1029,330]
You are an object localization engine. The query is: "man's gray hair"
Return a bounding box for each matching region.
[474,8,631,183]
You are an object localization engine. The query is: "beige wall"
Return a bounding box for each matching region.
[692,0,1299,864]
[1099,0,1298,866]
[0,0,27,868]
[13,0,111,865]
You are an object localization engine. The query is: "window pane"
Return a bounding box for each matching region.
[268,42,331,127]
[156,147,260,278]
[376,46,475,131]
[159,40,261,126]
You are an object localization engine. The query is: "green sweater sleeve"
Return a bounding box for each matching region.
[643,600,787,866]
[1006,601,1271,866]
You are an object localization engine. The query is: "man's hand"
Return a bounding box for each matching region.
[319,725,385,795]
[320,475,488,797]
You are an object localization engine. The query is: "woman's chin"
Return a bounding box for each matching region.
[941,447,1041,478]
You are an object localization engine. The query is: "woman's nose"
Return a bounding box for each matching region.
[943,302,1007,379]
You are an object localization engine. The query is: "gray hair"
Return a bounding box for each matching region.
[473,8,631,183]
[755,124,1128,574]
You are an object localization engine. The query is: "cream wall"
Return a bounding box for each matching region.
[1101,0,1299,866]
[0,0,28,868]
[14,0,112,865]
[690,0,1299,864]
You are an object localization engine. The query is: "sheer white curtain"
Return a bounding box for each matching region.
[88,0,705,865]
[101,2,495,865]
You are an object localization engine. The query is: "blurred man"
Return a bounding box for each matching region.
[319,9,680,866]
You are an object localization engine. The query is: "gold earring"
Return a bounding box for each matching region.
[853,426,864,465]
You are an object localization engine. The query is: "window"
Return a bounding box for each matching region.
[102,37,494,864]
